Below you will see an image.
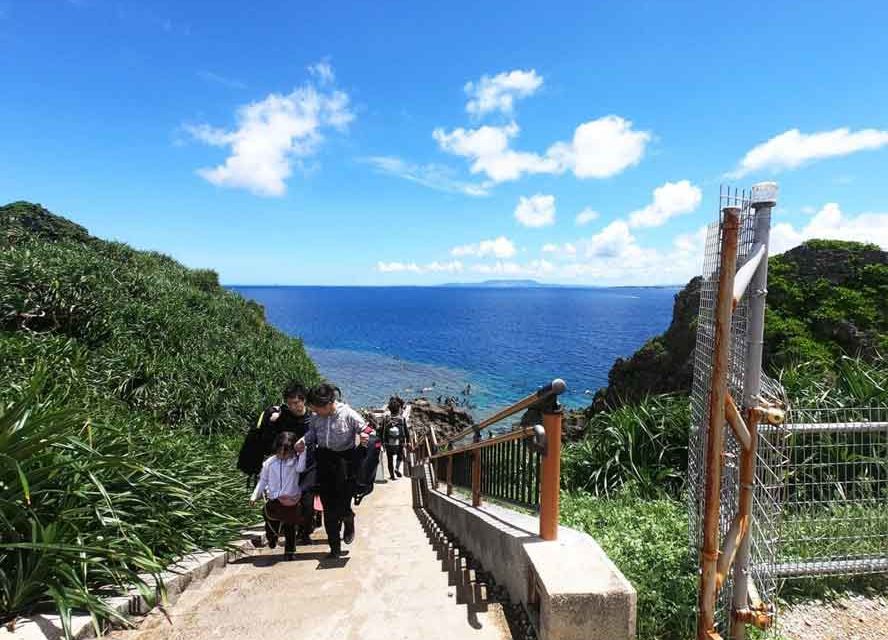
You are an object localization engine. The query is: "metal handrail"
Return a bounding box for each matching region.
[431,426,538,459]
[413,377,566,541]
[443,378,566,445]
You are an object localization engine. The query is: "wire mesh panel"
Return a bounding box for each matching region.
[688,187,766,633]
[759,405,888,579]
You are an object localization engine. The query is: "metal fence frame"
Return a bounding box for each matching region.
[690,182,888,639]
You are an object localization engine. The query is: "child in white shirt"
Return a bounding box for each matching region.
[251,431,307,559]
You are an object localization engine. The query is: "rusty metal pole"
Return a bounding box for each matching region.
[732,183,777,639]
[698,206,742,640]
[539,405,563,541]
[447,455,453,496]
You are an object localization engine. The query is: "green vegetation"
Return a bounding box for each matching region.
[765,241,887,368]
[562,355,886,639]
[0,202,319,632]
[562,395,689,499]
[561,490,696,640]
[592,240,887,414]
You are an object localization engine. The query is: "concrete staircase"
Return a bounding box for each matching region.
[104,480,514,640]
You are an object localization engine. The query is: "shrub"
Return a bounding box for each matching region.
[0,202,320,630]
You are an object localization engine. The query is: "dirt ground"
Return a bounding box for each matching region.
[777,594,888,640]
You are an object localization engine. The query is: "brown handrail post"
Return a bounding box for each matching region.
[698,206,741,640]
[471,449,482,506]
[539,401,563,541]
[446,454,454,496]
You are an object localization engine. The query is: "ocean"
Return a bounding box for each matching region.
[230,286,679,416]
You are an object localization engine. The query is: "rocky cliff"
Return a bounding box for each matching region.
[587,239,887,416]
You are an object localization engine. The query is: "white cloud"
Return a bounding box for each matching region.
[425,260,465,273]
[628,180,702,229]
[769,203,888,254]
[433,122,557,183]
[575,208,600,226]
[729,127,888,178]
[308,60,335,85]
[464,69,543,117]
[547,116,650,179]
[376,260,464,274]
[433,115,650,184]
[672,226,708,253]
[451,236,516,259]
[186,73,353,197]
[579,220,637,258]
[377,261,422,274]
[362,156,488,197]
[542,242,577,258]
[515,194,556,228]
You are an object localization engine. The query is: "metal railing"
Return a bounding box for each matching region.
[759,405,888,579]
[414,379,566,540]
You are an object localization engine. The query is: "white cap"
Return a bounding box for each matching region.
[751,182,778,206]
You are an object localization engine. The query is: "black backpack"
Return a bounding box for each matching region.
[236,410,268,476]
[352,435,381,505]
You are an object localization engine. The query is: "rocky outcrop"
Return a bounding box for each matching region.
[407,398,474,444]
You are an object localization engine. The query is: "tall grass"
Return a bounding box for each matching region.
[778,355,888,407]
[0,202,320,631]
[562,394,690,499]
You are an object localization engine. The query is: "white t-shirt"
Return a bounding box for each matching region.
[250,453,307,502]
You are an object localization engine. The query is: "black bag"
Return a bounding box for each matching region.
[352,435,381,505]
[237,412,268,476]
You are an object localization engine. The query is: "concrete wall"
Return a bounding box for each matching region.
[424,488,636,640]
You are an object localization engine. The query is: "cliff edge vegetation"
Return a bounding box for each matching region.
[590,240,888,413]
[0,202,319,631]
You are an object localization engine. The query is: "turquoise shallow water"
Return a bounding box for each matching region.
[232,285,679,417]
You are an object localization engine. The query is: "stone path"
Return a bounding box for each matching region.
[107,479,512,640]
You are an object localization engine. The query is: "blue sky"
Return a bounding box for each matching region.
[2,0,888,285]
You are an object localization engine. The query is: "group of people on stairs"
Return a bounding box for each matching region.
[240,382,411,561]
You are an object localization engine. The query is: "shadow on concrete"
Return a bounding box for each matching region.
[411,507,506,635]
[436,492,537,538]
[231,550,331,567]
[316,555,350,570]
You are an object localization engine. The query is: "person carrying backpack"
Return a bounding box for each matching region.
[383,397,409,480]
